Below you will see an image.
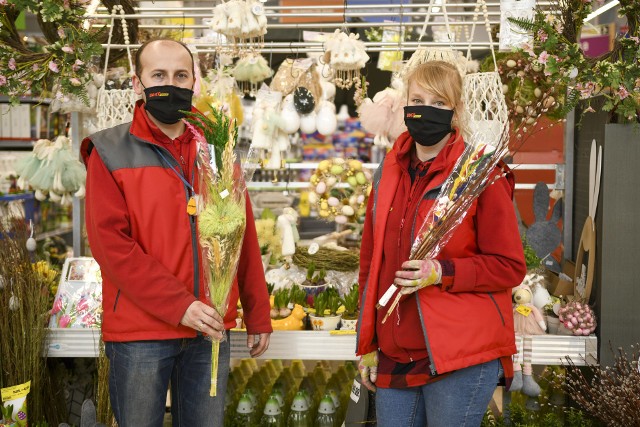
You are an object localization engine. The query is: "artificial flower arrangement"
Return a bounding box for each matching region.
[0,0,103,104]
[183,106,247,397]
[509,0,640,122]
[308,158,371,224]
[48,258,103,329]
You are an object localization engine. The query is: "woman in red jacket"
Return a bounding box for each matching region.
[356,61,526,426]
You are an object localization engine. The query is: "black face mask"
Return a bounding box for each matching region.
[140,82,194,124]
[404,105,454,147]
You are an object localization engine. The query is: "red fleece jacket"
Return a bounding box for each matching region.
[357,130,526,377]
[83,101,272,341]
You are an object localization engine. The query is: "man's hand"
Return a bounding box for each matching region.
[358,351,379,392]
[394,259,442,295]
[180,301,225,340]
[247,333,271,358]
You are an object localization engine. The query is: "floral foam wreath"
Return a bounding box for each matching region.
[308,158,372,224]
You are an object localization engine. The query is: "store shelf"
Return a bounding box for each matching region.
[0,192,34,202]
[46,328,102,358]
[46,329,597,366]
[0,140,35,150]
[231,330,358,361]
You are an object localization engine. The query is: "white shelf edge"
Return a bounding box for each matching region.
[46,329,597,366]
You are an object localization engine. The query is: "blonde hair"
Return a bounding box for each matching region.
[404,61,466,136]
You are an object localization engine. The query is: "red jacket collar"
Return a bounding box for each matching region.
[130,100,196,145]
[390,129,466,178]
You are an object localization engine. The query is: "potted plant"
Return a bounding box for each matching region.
[339,284,359,330]
[543,295,562,334]
[308,288,342,331]
[300,263,328,302]
[269,287,305,331]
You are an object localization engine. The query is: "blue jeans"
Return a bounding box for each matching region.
[105,333,230,427]
[376,359,501,427]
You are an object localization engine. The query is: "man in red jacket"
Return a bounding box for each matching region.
[83,38,272,426]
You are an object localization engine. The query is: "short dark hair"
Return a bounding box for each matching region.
[135,38,195,77]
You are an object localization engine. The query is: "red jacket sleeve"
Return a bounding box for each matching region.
[358,188,376,302]
[234,191,273,334]
[85,149,196,326]
[447,176,527,293]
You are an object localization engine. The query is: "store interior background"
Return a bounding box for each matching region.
[1,0,639,425]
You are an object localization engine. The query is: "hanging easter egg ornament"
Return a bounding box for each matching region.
[293,87,316,114]
[26,220,37,252]
[309,158,371,223]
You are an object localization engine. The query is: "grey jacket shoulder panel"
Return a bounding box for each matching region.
[88,123,167,172]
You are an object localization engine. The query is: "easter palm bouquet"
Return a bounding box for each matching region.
[184,107,246,397]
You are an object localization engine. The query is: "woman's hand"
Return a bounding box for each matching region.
[394,259,442,295]
[358,351,379,392]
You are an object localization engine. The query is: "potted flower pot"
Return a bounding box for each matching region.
[309,313,342,331]
[546,315,560,334]
[340,317,357,331]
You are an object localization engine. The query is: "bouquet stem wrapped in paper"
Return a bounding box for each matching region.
[378,72,510,322]
[185,108,246,397]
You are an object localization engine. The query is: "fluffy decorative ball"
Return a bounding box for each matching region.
[293,86,315,114]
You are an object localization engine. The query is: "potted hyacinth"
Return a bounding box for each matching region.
[309,288,342,331]
[339,284,359,331]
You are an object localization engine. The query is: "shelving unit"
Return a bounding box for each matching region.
[46,329,597,366]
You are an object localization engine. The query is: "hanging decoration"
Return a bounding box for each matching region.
[358,75,406,148]
[232,53,273,96]
[399,48,468,81]
[308,158,372,224]
[195,67,244,125]
[92,5,139,133]
[209,0,268,56]
[322,29,369,90]
[250,86,290,169]
[271,58,323,135]
[14,136,87,205]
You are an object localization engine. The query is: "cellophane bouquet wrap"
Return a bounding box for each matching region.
[185,108,246,397]
[380,72,511,319]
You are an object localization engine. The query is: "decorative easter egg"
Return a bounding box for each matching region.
[342,205,355,216]
[315,182,327,194]
[328,197,340,207]
[299,112,317,134]
[335,215,348,224]
[330,165,344,175]
[326,176,337,187]
[506,59,517,68]
[316,104,338,135]
[347,176,358,187]
[293,86,315,114]
[356,171,366,185]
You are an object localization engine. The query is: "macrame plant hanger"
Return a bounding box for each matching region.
[402,0,467,81]
[95,5,138,132]
[461,0,509,149]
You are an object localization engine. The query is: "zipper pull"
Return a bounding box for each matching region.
[180,155,186,166]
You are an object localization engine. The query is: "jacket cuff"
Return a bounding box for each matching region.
[446,258,477,293]
[439,259,455,290]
